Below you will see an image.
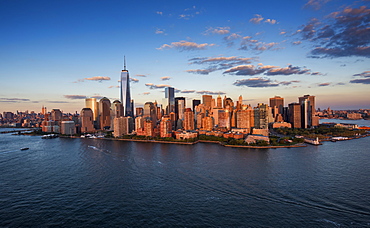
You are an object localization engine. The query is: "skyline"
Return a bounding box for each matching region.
[0,0,369,113]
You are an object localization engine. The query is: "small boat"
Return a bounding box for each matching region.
[20,147,29,151]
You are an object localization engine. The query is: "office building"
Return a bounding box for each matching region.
[288,102,301,128]
[269,96,284,117]
[164,87,175,115]
[99,97,111,130]
[183,108,194,130]
[85,98,99,121]
[80,108,95,133]
[120,57,133,117]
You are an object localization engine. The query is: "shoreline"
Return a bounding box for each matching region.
[62,136,308,149]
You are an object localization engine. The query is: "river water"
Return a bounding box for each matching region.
[0,121,369,227]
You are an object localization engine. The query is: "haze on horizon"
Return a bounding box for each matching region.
[0,0,369,113]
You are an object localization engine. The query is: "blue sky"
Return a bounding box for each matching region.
[0,0,369,113]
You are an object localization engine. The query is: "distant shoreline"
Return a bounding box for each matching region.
[62,136,308,149]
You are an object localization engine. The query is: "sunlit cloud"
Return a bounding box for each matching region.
[249,14,264,24]
[157,40,216,51]
[353,71,370,77]
[292,41,302,45]
[108,85,120,88]
[204,27,230,35]
[264,19,277,24]
[130,78,139,83]
[85,76,111,81]
[249,14,278,24]
[298,6,370,58]
[155,28,166,34]
[180,90,196,94]
[145,83,171,89]
[233,77,279,87]
[75,76,111,83]
[303,0,331,10]
[240,37,282,52]
[160,76,171,81]
[135,74,147,77]
[187,56,257,75]
[196,90,226,95]
[223,64,319,76]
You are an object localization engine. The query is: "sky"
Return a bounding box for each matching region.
[0,0,369,113]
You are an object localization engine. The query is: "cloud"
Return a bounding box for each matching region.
[223,33,242,46]
[204,27,230,35]
[233,77,279,87]
[0,98,30,103]
[108,85,120,88]
[265,65,311,75]
[196,90,226,95]
[249,14,278,24]
[84,76,111,81]
[223,64,319,76]
[350,78,370,84]
[135,74,147,77]
[180,90,196,94]
[130,78,139,83]
[64,95,87,99]
[178,6,201,20]
[155,28,165,34]
[160,76,171,81]
[145,83,171,89]
[353,71,370,77]
[298,6,370,58]
[186,69,217,75]
[224,65,269,75]
[318,82,331,86]
[156,11,163,15]
[143,92,150,95]
[157,40,216,51]
[240,36,281,52]
[292,41,302,45]
[264,19,277,24]
[187,56,256,75]
[249,14,264,24]
[303,0,331,10]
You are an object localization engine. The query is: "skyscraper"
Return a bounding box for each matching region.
[165,87,175,115]
[120,57,133,117]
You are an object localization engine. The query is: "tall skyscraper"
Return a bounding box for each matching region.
[202,95,212,110]
[269,96,284,117]
[99,97,111,130]
[120,57,133,117]
[165,87,175,115]
[175,97,186,120]
[299,94,315,128]
[85,98,99,122]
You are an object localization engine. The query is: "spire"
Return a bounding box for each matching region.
[124,56,126,70]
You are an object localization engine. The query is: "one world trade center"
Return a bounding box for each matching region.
[120,57,133,117]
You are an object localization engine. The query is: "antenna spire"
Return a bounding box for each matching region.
[124,56,126,70]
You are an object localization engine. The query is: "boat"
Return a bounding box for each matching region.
[20,147,29,151]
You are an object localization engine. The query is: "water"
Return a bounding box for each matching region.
[0,123,369,227]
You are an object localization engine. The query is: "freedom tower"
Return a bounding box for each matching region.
[120,57,133,117]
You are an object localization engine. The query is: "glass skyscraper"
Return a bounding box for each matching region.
[120,57,133,117]
[165,87,175,115]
